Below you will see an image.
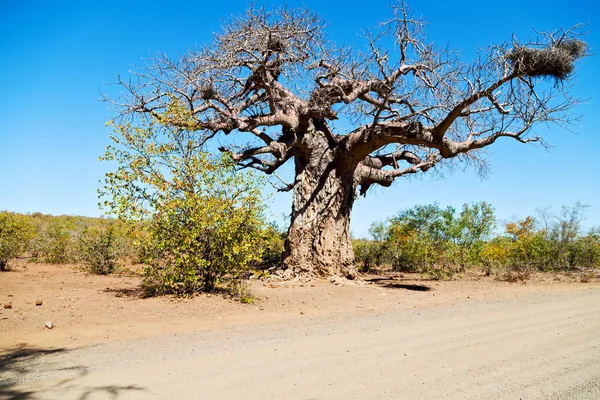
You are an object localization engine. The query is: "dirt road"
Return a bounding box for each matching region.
[3,284,599,399]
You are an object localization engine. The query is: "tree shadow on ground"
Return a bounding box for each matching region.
[0,345,144,399]
[103,286,146,298]
[103,281,244,300]
[364,277,432,291]
[0,346,65,400]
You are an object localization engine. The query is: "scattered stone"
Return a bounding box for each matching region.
[3,303,12,309]
[45,321,54,329]
[35,300,43,306]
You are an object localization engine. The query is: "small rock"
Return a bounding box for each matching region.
[35,300,43,306]
[45,321,54,329]
[3,304,12,309]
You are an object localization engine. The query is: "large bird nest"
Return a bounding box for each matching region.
[507,39,586,80]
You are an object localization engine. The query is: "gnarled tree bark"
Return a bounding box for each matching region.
[281,129,357,279]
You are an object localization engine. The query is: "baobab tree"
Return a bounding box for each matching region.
[108,4,586,280]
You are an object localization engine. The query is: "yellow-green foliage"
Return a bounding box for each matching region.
[353,239,381,272]
[389,232,438,272]
[384,202,495,273]
[356,202,599,278]
[78,224,122,274]
[0,211,34,270]
[24,213,133,266]
[479,237,511,275]
[31,219,76,264]
[101,120,267,295]
[503,211,600,271]
[254,224,285,271]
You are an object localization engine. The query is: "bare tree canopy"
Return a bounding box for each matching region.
[107,3,587,280]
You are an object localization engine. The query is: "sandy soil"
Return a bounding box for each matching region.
[1,262,599,399]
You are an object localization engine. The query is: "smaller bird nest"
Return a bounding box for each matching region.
[199,84,217,100]
[506,39,586,80]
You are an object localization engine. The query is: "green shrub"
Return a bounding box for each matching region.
[353,239,390,272]
[138,185,267,295]
[78,224,122,274]
[254,224,285,272]
[31,220,76,264]
[0,212,34,270]
[353,239,374,272]
[421,264,456,281]
[101,119,268,296]
[502,206,600,271]
[390,235,437,272]
[479,237,511,276]
[384,202,496,273]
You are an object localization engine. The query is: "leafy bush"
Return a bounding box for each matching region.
[385,202,495,273]
[568,235,600,269]
[360,202,597,277]
[503,205,599,271]
[389,234,437,272]
[479,238,511,275]
[30,220,76,264]
[448,202,495,270]
[0,212,34,270]
[353,240,374,272]
[253,224,285,272]
[78,224,122,274]
[353,239,390,272]
[139,179,267,295]
[101,120,268,295]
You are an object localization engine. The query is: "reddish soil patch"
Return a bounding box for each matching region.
[1,260,597,350]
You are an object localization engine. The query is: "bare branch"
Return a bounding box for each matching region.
[270,172,296,192]
[362,150,425,169]
[355,154,439,196]
[106,4,585,194]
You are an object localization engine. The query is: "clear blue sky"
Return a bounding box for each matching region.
[1,0,598,237]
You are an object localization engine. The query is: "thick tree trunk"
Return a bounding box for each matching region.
[280,130,358,280]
